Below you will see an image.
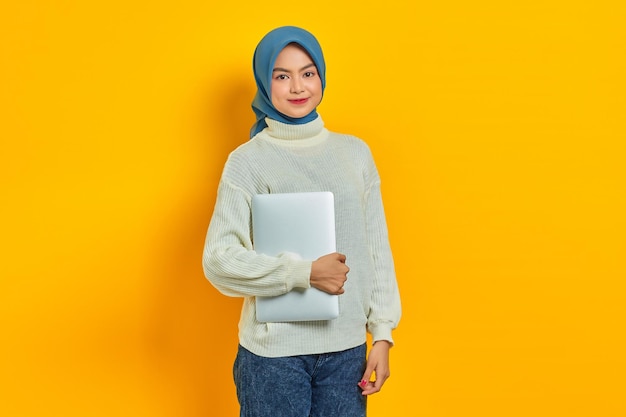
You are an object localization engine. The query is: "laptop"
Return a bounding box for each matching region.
[251,192,339,322]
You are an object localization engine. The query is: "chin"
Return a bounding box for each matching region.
[281,110,311,119]
[297,107,317,117]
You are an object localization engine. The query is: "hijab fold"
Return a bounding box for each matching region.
[250,26,326,138]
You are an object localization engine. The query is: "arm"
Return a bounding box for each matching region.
[203,179,312,297]
[359,151,402,395]
[363,176,401,343]
[203,179,350,297]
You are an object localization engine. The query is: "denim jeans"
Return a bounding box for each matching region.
[234,344,367,417]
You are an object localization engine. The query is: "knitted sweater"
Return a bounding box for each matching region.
[202,116,401,357]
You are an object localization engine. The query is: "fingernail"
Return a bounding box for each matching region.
[359,379,367,387]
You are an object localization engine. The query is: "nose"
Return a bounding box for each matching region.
[290,77,304,94]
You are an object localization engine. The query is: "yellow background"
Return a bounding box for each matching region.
[1,1,625,416]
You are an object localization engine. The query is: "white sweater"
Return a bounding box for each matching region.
[202,116,401,357]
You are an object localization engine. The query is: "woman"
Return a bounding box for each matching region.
[203,26,401,417]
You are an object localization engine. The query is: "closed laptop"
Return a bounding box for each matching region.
[251,192,339,322]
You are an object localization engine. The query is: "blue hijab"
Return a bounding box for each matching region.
[250,26,326,138]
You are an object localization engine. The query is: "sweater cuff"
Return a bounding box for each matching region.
[369,322,395,346]
[287,259,312,290]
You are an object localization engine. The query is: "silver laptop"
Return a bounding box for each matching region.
[251,192,339,322]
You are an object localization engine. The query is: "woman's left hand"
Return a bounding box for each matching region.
[358,340,391,395]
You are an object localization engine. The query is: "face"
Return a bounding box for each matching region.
[270,43,322,119]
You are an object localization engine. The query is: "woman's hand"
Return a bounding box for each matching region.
[358,340,391,395]
[309,252,349,295]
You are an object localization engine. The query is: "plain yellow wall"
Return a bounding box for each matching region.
[1,1,625,416]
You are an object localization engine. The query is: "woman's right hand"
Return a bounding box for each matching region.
[310,253,349,295]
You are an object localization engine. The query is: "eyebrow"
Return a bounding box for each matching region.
[272,63,316,73]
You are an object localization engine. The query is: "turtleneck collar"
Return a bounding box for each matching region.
[255,116,328,146]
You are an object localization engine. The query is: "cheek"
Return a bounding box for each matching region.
[270,83,281,106]
[311,78,322,92]
[310,79,323,103]
[309,79,323,99]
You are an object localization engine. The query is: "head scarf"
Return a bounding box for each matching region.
[250,26,326,138]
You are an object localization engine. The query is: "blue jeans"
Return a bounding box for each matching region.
[234,344,367,417]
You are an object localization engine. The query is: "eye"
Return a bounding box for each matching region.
[274,74,289,80]
[304,71,316,78]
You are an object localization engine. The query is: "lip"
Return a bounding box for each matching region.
[288,98,309,105]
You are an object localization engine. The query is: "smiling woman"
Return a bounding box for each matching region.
[202,26,401,417]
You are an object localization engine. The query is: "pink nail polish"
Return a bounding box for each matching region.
[359,379,367,387]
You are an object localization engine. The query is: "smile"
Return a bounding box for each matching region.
[288,98,309,105]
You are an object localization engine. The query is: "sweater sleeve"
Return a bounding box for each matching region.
[202,178,312,298]
[363,152,402,345]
